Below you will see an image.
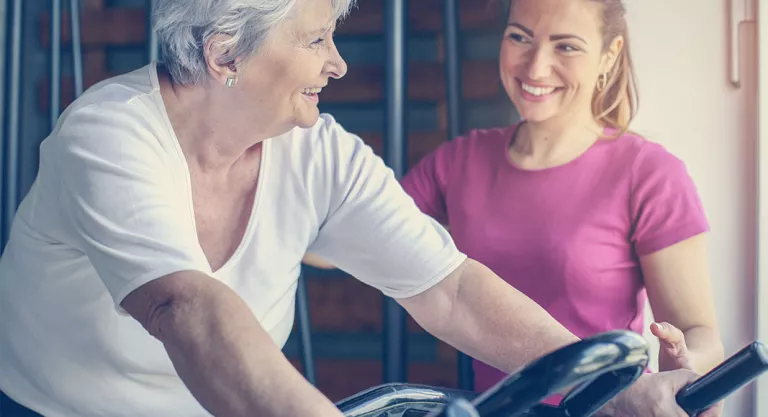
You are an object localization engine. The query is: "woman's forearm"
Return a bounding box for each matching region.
[402,258,579,374]
[143,273,342,417]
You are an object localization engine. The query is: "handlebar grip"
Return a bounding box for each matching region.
[676,341,768,416]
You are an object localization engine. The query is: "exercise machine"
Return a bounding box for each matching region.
[336,331,768,417]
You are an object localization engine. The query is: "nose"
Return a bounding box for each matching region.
[525,46,553,81]
[326,44,348,79]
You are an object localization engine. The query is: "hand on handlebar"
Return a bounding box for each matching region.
[650,322,724,417]
[596,322,721,417]
[603,369,717,417]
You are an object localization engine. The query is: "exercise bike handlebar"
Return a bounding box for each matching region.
[335,333,768,417]
[675,341,768,416]
[453,330,650,417]
[436,340,768,417]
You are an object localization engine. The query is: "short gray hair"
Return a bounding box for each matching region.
[153,0,356,86]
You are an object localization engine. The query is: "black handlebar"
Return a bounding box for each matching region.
[426,342,768,417]
[428,330,649,417]
[433,340,768,417]
[337,335,768,417]
[675,341,768,416]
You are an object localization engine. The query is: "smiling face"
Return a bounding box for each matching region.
[500,0,622,126]
[220,0,348,132]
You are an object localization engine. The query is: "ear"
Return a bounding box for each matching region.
[203,34,239,86]
[599,35,624,75]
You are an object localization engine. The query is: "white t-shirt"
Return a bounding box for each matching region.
[0,63,466,417]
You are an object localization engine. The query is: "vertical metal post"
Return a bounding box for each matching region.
[443,0,472,391]
[51,0,61,128]
[383,0,408,383]
[295,272,317,385]
[70,0,83,97]
[2,0,23,246]
[0,0,7,246]
[147,0,159,62]
[443,0,463,142]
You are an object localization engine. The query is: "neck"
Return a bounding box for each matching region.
[159,69,281,172]
[511,112,604,168]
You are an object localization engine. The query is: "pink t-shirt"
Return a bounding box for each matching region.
[400,123,709,392]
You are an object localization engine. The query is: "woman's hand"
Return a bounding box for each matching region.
[648,321,724,417]
[603,369,721,417]
[597,322,723,417]
[651,321,694,371]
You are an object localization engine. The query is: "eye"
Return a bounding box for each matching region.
[506,32,530,44]
[557,44,580,53]
[310,38,325,47]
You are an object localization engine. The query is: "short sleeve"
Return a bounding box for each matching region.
[400,139,458,225]
[51,101,211,312]
[307,117,467,299]
[629,142,710,256]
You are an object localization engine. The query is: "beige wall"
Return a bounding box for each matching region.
[756,0,767,415]
[626,1,760,416]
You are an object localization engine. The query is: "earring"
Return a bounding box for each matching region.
[596,73,608,92]
[225,76,237,88]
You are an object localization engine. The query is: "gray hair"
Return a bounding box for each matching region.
[153,0,356,86]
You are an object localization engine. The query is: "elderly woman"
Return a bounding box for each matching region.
[0,0,713,416]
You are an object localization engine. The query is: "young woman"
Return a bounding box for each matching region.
[400,0,724,396]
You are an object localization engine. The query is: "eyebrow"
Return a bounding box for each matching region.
[309,24,333,37]
[507,22,588,44]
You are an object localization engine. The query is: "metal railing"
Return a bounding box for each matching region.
[2,0,23,247]
[383,0,409,384]
[441,0,471,391]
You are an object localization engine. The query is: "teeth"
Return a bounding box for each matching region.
[522,82,556,96]
[302,87,322,95]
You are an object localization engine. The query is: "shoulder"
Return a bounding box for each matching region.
[62,64,160,119]
[57,63,164,135]
[604,130,700,203]
[43,66,174,167]
[620,132,691,180]
[599,129,690,177]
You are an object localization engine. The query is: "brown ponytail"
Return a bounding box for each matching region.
[590,0,638,135]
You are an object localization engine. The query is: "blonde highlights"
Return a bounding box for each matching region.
[589,0,638,135]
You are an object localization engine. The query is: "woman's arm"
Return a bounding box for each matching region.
[122,270,344,417]
[398,257,722,417]
[641,233,724,373]
[397,258,580,373]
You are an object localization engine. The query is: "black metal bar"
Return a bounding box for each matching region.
[2,0,23,246]
[442,0,472,392]
[70,0,83,97]
[0,0,7,245]
[51,0,61,128]
[147,0,159,62]
[382,0,409,383]
[295,272,317,385]
[443,0,463,142]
